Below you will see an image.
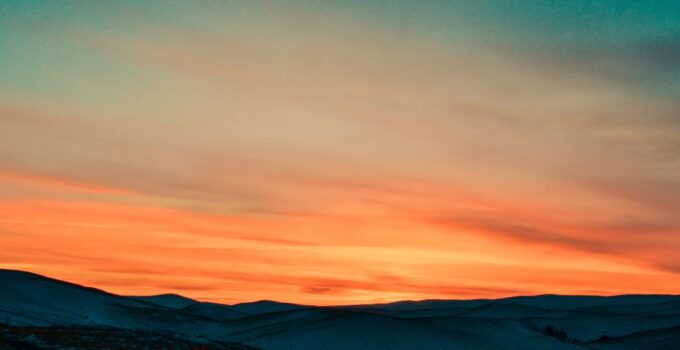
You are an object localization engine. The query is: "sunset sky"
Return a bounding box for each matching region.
[1,1,679,305]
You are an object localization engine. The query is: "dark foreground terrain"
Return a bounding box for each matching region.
[1,269,679,350]
[0,324,258,350]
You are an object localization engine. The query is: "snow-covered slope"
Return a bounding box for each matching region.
[0,269,158,327]
[183,302,249,321]
[229,307,593,350]
[1,269,678,350]
[501,294,680,310]
[0,269,232,339]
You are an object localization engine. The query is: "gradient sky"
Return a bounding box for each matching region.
[1,1,679,305]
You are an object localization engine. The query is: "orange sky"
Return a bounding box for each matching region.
[1,167,678,305]
[1,1,679,305]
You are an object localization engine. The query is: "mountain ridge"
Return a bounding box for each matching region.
[1,268,678,350]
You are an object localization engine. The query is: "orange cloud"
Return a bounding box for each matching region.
[1,193,678,305]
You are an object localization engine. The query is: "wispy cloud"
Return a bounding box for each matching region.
[0,1,678,304]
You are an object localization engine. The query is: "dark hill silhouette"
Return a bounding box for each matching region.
[1,269,678,350]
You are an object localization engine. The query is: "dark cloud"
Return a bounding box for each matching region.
[302,286,338,295]
[630,36,680,74]
[556,35,680,87]
[430,210,680,274]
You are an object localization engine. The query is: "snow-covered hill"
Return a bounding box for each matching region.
[1,269,678,350]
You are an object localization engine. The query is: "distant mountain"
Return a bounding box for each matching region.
[132,293,199,309]
[230,300,307,315]
[1,269,679,350]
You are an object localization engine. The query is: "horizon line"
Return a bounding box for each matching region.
[3,267,678,308]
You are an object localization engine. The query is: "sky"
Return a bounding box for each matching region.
[0,1,679,305]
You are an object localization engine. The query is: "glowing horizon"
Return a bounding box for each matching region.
[1,1,679,305]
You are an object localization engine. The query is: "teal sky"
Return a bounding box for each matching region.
[2,1,679,103]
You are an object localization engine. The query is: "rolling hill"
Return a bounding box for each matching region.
[1,269,678,350]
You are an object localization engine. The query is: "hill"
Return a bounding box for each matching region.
[1,269,678,350]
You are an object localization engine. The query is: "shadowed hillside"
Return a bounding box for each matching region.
[1,269,678,350]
